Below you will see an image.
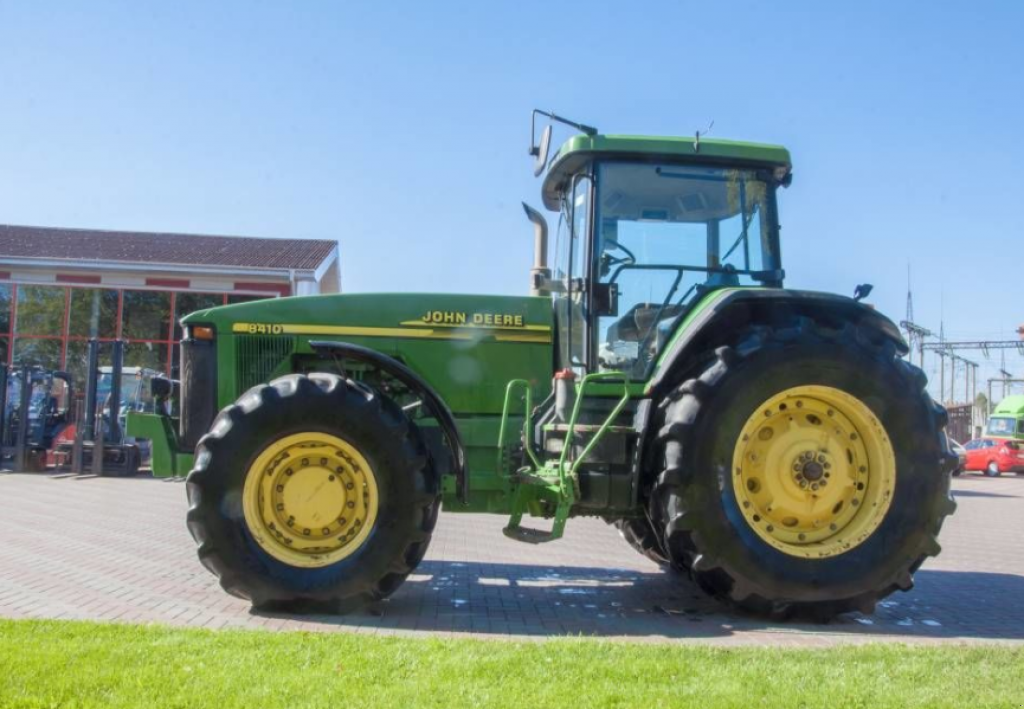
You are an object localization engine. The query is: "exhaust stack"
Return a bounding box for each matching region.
[522,202,552,296]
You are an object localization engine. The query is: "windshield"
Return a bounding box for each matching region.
[987,417,1018,437]
[593,161,780,377]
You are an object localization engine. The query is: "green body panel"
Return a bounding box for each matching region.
[183,292,554,416]
[162,292,554,513]
[988,395,1024,441]
[138,286,732,513]
[125,411,194,478]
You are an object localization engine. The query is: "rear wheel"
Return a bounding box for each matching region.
[186,373,439,612]
[985,461,1000,477]
[649,317,957,619]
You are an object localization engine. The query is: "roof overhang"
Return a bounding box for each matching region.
[0,256,314,281]
[541,134,792,210]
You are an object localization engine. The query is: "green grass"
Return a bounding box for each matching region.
[1,620,1022,708]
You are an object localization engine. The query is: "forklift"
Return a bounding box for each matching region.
[0,366,74,472]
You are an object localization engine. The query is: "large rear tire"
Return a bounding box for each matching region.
[650,317,957,619]
[186,373,439,612]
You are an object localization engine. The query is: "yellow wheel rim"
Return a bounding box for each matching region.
[731,385,896,559]
[242,432,379,568]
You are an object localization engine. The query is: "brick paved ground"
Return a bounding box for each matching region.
[1,470,1023,645]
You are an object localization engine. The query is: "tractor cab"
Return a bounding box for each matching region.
[527,114,791,379]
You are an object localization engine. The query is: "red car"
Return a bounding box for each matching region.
[962,438,1024,477]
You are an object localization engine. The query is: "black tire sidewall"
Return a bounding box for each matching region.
[193,377,432,604]
[685,340,947,601]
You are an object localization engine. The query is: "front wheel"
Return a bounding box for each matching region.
[185,373,439,612]
[985,461,1000,477]
[650,318,957,619]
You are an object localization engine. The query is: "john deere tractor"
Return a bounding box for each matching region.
[129,111,956,618]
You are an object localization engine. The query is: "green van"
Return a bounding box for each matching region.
[988,394,1024,441]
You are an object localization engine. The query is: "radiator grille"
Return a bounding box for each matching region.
[236,335,295,394]
[180,338,217,451]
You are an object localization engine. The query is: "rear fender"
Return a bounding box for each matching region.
[646,288,906,399]
[633,289,907,483]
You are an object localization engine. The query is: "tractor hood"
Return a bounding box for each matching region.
[180,292,554,416]
[181,292,553,344]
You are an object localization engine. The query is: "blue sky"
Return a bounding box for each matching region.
[1,1,1021,397]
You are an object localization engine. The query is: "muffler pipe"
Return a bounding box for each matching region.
[522,202,551,296]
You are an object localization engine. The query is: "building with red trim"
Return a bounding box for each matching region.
[0,224,340,380]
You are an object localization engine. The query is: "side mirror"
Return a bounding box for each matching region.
[592,283,619,317]
[151,377,173,400]
[531,124,552,177]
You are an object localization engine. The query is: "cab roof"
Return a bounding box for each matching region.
[541,133,792,210]
[993,395,1024,416]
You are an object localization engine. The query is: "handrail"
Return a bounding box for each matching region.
[559,371,630,478]
[497,379,543,472]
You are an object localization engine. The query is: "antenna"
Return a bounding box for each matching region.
[905,263,914,324]
[693,120,715,152]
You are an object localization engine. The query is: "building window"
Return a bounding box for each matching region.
[13,337,63,370]
[12,285,67,368]
[68,288,119,338]
[122,290,171,341]
[3,284,273,380]
[0,284,11,368]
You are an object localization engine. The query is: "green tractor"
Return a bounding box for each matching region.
[129,112,957,618]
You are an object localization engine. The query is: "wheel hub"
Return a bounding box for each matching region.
[242,432,379,568]
[731,385,896,559]
[800,458,825,482]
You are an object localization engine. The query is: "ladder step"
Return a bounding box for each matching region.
[502,525,560,544]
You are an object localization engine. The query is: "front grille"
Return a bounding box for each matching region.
[236,334,295,394]
[180,337,217,451]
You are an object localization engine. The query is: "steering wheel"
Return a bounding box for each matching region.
[599,239,637,277]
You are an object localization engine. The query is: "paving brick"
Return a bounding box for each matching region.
[1,472,1023,645]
